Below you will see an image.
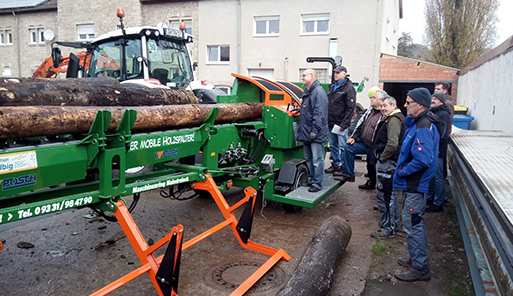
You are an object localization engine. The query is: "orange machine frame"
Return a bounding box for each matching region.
[90,174,290,296]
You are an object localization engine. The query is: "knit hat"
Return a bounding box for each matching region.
[432,92,446,103]
[368,86,380,99]
[407,88,431,107]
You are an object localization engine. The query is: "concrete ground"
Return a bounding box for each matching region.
[0,159,471,295]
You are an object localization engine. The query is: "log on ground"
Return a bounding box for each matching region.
[276,215,352,296]
[0,103,263,139]
[0,77,197,106]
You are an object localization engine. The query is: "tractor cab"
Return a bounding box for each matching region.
[46,8,195,90]
[87,25,194,89]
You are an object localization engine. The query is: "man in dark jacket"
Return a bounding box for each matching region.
[426,92,452,212]
[298,69,329,192]
[325,65,356,175]
[371,94,405,239]
[334,88,382,187]
[393,87,439,282]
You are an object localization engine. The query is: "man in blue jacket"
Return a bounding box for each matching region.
[298,69,329,192]
[393,87,439,282]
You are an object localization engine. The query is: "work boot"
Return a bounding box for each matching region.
[358,179,375,190]
[397,257,412,267]
[394,268,431,282]
[333,165,343,176]
[426,204,443,213]
[334,175,355,182]
[371,230,395,239]
[324,163,341,174]
[308,186,321,193]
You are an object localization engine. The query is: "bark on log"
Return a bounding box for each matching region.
[0,103,263,139]
[0,77,198,106]
[277,216,352,296]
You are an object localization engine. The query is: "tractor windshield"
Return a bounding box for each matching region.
[89,38,142,79]
[147,38,193,88]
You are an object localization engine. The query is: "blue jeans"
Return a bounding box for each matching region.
[426,158,445,207]
[328,129,348,167]
[341,141,371,178]
[402,191,429,271]
[304,142,325,189]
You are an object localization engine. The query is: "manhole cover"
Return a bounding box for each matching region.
[204,260,286,293]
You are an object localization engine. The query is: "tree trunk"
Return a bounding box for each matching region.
[277,216,352,296]
[0,77,197,106]
[0,103,263,139]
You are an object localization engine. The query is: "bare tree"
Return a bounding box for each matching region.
[425,0,498,69]
[398,32,429,60]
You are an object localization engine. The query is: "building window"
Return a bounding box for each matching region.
[301,13,329,35]
[29,27,45,44]
[77,24,95,41]
[170,19,192,35]
[6,29,13,45]
[207,45,230,63]
[254,16,280,36]
[2,66,12,76]
[38,28,45,43]
[298,68,328,83]
[0,30,4,45]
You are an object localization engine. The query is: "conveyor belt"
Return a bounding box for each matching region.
[449,128,513,295]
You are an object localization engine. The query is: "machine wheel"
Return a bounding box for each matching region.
[193,189,212,199]
[112,164,154,179]
[283,164,308,213]
[125,164,154,177]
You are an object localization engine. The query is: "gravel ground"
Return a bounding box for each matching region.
[0,160,473,296]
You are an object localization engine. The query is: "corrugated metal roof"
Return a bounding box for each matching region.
[451,128,513,226]
[0,0,46,9]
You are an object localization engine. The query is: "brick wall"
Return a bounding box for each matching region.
[379,53,460,99]
[379,53,459,82]
[57,0,143,42]
[0,10,57,77]
[142,2,199,63]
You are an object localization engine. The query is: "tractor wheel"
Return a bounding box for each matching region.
[283,164,308,213]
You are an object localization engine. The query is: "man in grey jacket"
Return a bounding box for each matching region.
[298,69,329,192]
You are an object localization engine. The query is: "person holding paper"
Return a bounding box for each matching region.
[324,65,356,176]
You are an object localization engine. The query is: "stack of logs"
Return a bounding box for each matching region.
[0,77,263,139]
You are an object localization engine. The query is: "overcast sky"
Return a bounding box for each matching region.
[399,0,513,47]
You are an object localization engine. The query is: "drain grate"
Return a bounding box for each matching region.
[204,260,286,293]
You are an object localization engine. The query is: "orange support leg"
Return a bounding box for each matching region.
[91,173,289,296]
[90,200,182,296]
[192,174,291,295]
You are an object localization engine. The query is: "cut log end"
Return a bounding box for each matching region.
[276,215,352,296]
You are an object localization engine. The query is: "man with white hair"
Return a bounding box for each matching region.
[298,69,329,192]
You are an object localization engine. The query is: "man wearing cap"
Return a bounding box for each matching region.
[324,65,356,176]
[426,92,452,212]
[393,87,439,282]
[298,69,329,193]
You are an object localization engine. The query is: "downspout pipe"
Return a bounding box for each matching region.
[237,0,241,74]
[13,11,21,77]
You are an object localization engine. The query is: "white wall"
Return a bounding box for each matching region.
[197,0,400,102]
[457,48,513,135]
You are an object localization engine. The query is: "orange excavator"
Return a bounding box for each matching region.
[33,51,91,78]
